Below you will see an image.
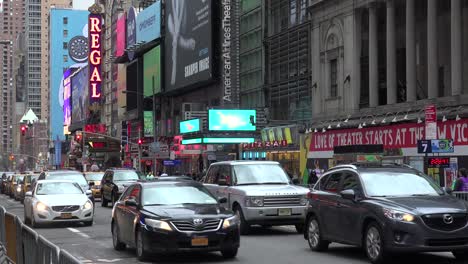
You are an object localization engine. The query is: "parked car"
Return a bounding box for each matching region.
[202,161,309,234]
[84,172,105,200]
[38,170,93,203]
[111,180,240,261]
[23,180,94,227]
[304,163,468,264]
[13,174,26,201]
[101,168,145,207]
[18,174,40,203]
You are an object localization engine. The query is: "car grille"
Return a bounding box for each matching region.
[421,213,468,232]
[426,237,468,247]
[171,219,221,232]
[263,196,302,207]
[52,205,80,212]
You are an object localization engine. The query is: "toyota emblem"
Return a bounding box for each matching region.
[193,218,203,226]
[443,214,454,224]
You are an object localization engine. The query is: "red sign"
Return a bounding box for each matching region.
[89,14,102,104]
[309,119,468,152]
[425,105,437,139]
[84,124,106,134]
[425,105,437,123]
[243,140,288,149]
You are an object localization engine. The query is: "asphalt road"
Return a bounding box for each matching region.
[0,194,462,264]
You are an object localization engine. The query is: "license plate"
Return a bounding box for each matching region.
[191,237,209,247]
[61,213,73,219]
[278,208,292,216]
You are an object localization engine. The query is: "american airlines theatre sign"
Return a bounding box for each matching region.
[88,5,102,105]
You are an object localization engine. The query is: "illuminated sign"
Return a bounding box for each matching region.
[180,119,201,134]
[418,139,454,154]
[63,69,72,129]
[88,13,102,104]
[208,109,256,131]
[181,137,254,145]
[428,157,450,167]
[181,138,202,145]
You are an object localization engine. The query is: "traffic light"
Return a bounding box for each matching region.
[138,138,143,145]
[75,131,82,142]
[21,125,26,136]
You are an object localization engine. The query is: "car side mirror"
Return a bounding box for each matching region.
[85,190,92,196]
[125,199,138,207]
[25,191,32,197]
[218,197,227,203]
[443,187,453,195]
[218,178,229,186]
[340,189,356,201]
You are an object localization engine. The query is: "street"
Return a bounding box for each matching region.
[0,194,462,264]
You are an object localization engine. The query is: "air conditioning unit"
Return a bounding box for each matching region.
[181,102,204,113]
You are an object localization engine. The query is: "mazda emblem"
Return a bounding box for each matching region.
[443,214,454,225]
[193,218,203,226]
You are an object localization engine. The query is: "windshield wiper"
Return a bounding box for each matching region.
[411,194,433,196]
[260,182,288,185]
[236,183,262,186]
[144,203,164,206]
[371,195,388,197]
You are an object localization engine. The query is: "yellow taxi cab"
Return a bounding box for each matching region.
[84,172,104,199]
[18,173,40,203]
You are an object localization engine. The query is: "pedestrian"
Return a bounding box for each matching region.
[308,170,319,187]
[90,163,99,172]
[454,168,468,191]
[146,171,155,181]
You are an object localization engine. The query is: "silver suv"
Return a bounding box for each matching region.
[202,161,309,234]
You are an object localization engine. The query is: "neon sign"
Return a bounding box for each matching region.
[88,14,102,104]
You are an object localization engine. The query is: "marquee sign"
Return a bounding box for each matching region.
[88,11,102,105]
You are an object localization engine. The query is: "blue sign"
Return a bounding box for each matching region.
[180,119,201,134]
[163,160,181,166]
[127,7,137,60]
[418,139,454,153]
[136,1,161,43]
[208,109,256,131]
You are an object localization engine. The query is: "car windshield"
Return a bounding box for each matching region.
[46,174,87,186]
[114,171,143,181]
[143,185,217,206]
[85,173,103,181]
[16,176,25,183]
[233,164,290,185]
[361,172,443,197]
[36,182,83,195]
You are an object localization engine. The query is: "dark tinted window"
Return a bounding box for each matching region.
[341,172,360,191]
[217,166,232,185]
[324,173,341,193]
[205,166,219,184]
[314,174,330,191]
[120,185,134,201]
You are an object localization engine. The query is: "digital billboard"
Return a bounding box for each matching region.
[127,7,137,60]
[143,46,160,97]
[208,109,256,131]
[63,69,72,128]
[165,0,212,92]
[115,13,126,57]
[144,111,153,137]
[136,1,161,43]
[71,66,89,124]
[180,119,201,134]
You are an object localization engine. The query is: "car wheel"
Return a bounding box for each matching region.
[112,222,126,251]
[295,224,305,234]
[136,228,150,261]
[452,251,468,261]
[221,247,238,259]
[101,193,108,207]
[306,216,329,251]
[364,222,387,264]
[234,206,250,235]
[84,220,93,227]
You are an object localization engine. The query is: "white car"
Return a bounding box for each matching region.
[24,180,94,227]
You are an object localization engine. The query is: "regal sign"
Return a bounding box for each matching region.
[88,13,102,105]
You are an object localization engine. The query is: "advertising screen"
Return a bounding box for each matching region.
[71,66,89,124]
[143,46,160,97]
[208,109,256,131]
[180,119,201,134]
[63,69,72,127]
[165,0,212,92]
[136,1,161,43]
[115,14,126,57]
[144,111,153,137]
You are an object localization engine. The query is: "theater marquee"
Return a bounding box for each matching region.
[88,7,102,105]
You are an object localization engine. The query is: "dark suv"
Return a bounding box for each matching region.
[101,168,145,207]
[304,163,468,264]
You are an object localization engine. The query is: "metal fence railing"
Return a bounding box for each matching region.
[0,206,83,264]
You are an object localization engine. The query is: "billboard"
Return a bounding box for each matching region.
[136,1,161,43]
[71,66,89,124]
[127,7,137,60]
[89,13,102,105]
[143,46,160,97]
[117,64,127,118]
[208,109,256,131]
[63,69,72,128]
[144,111,153,137]
[165,0,212,92]
[115,13,126,57]
[180,119,201,134]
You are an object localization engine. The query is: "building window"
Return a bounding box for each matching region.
[63,55,68,62]
[63,17,68,24]
[63,42,67,49]
[63,29,68,38]
[330,59,338,98]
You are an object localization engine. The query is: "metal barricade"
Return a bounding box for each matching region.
[3,212,17,263]
[21,224,39,264]
[37,236,60,264]
[15,216,24,264]
[453,191,468,201]
[0,206,5,245]
[0,243,14,264]
[58,250,82,264]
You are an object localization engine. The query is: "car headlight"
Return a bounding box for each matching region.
[144,218,172,231]
[299,195,308,206]
[245,197,264,207]
[17,186,22,192]
[383,208,415,222]
[223,215,239,229]
[83,201,93,210]
[36,202,48,211]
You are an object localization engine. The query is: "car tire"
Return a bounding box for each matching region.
[84,220,93,227]
[364,222,388,264]
[295,224,305,234]
[221,247,238,259]
[452,251,468,261]
[136,228,150,261]
[101,194,108,207]
[112,222,126,251]
[306,216,329,251]
[234,206,250,235]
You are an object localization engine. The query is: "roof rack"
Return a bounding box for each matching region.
[329,164,358,171]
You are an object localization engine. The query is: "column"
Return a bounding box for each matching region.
[427,0,438,99]
[386,0,397,104]
[353,9,362,110]
[369,5,379,107]
[406,0,416,102]
[451,0,462,96]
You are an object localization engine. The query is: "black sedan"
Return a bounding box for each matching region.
[111,180,240,261]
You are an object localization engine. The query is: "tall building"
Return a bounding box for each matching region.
[0,0,24,159]
[24,0,70,120]
[12,33,26,156]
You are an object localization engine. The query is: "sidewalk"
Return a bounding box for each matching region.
[0,243,14,264]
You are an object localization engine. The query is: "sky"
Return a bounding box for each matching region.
[73,0,94,10]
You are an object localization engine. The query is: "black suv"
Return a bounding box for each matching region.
[304,163,468,264]
[101,168,145,207]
